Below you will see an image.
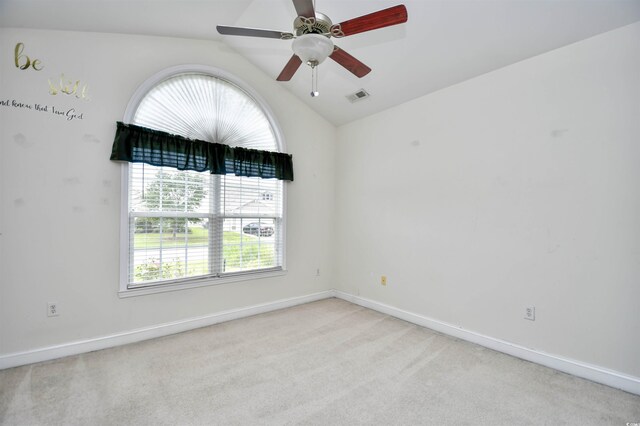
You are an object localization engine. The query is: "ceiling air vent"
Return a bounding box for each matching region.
[346,89,370,103]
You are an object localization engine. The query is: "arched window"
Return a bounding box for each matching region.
[115,66,288,294]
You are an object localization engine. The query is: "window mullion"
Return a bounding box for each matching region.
[210,174,223,275]
[128,214,135,288]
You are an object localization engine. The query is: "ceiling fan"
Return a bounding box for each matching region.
[217,0,408,96]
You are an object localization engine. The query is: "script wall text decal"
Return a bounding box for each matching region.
[1,98,85,121]
[48,74,90,100]
[12,42,91,101]
[14,43,44,71]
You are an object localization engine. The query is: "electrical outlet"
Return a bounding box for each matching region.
[524,306,535,321]
[381,275,387,286]
[47,302,59,317]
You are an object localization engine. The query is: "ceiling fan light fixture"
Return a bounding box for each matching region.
[292,33,334,66]
[217,2,409,83]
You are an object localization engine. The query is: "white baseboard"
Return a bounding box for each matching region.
[0,290,335,370]
[333,290,640,396]
[3,288,639,397]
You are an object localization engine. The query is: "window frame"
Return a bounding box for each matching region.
[118,64,288,298]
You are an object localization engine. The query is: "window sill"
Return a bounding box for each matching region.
[118,269,288,298]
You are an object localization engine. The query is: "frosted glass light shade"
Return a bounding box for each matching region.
[292,34,334,65]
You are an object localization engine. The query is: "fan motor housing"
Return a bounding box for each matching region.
[294,12,333,36]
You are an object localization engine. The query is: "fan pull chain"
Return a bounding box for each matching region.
[311,65,319,97]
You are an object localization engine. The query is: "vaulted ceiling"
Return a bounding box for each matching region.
[2,0,639,126]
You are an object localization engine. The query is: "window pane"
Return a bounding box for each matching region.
[131,217,210,283]
[130,164,210,214]
[222,218,276,273]
[222,175,281,217]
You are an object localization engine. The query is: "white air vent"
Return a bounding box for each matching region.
[346,89,370,103]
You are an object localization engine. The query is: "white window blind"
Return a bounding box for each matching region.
[125,71,284,288]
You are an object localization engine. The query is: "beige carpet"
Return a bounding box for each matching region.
[1,298,639,425]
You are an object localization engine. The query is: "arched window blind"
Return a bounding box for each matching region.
[134,73,277,150]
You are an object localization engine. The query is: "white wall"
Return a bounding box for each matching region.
[335,22,640,378]
[0,28,336,356]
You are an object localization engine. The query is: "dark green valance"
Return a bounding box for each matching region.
[110,122,294,181]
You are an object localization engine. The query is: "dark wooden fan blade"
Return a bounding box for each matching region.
[277,55,303,81]
[292,0,315,18]
[329,47,371,78]
[332,4,408,38]
[217,25,293,39]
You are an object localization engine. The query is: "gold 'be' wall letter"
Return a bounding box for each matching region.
[14,43,44,71]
